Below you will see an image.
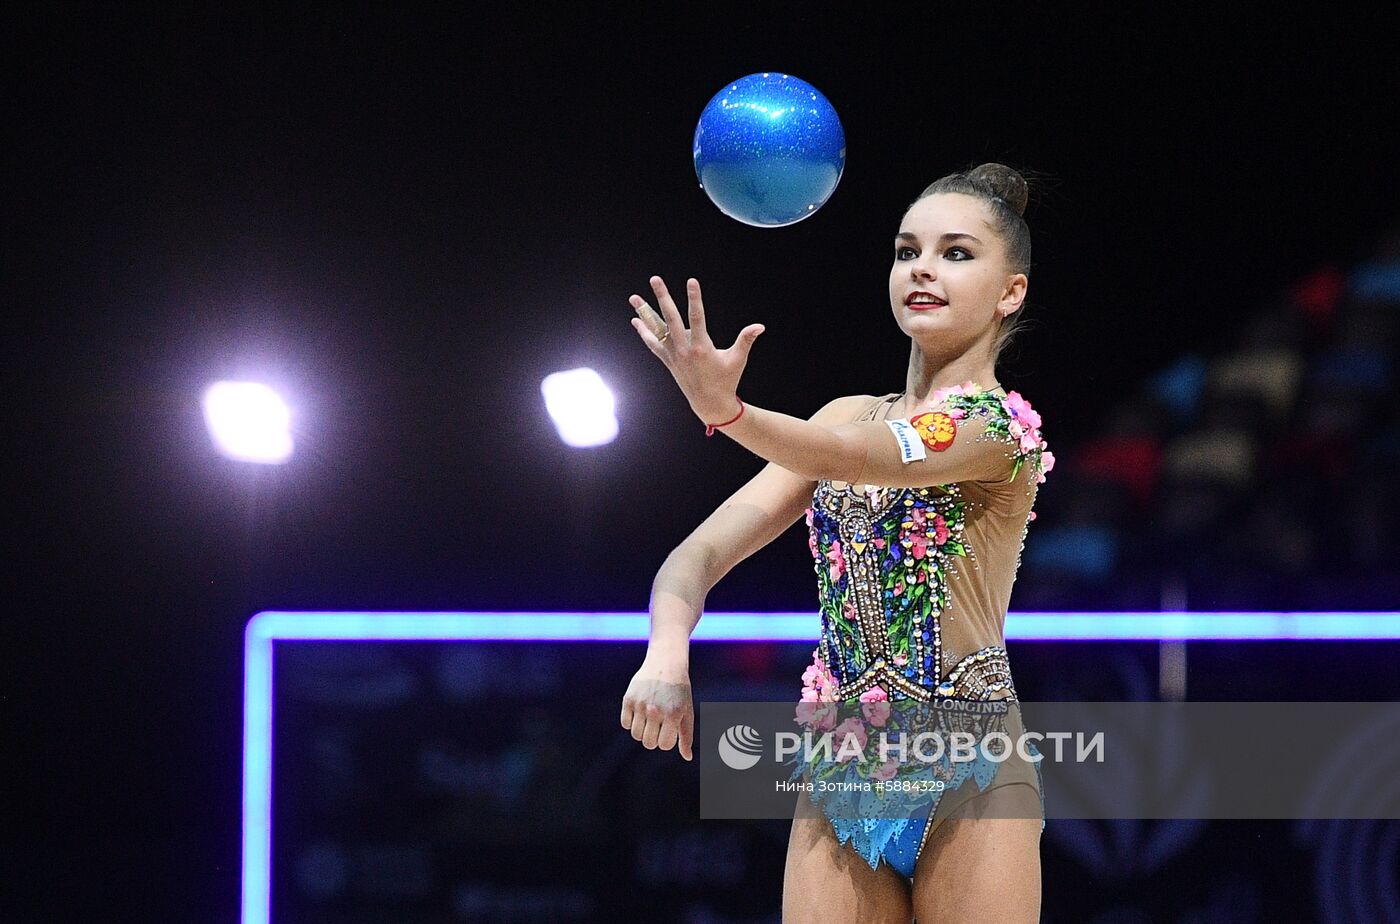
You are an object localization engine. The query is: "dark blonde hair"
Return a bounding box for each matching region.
[909,162,1033,362]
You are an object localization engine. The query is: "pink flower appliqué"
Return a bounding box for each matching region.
[800,650,839,703]
[909,533,929,560]
[827,540,846,583]
[929,380,993,405]
[859,685,891,727]
[929,385,961,404]
[931,513,950,546]
[1001,390,1042,430]
[859,685,888,703]
[833,717,869,762]
[795,700,838,731]
[805,509,822,559]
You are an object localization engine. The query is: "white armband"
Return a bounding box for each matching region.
[883,418,928,464]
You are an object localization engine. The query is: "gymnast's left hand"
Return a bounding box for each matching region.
[629,275,764,425]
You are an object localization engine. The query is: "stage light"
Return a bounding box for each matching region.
[541,367,618,448]
[202,381,294,464]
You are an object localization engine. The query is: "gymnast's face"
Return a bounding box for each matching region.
[889,192,1026,354]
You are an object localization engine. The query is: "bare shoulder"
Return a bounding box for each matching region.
[809,393,892,425]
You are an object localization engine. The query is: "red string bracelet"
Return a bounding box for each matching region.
[705,397,745,436]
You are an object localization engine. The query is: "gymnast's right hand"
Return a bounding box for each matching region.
[620,654,695,761]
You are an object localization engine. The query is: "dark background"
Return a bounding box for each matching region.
[8,3,1399,920]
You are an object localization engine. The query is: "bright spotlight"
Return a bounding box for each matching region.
[540,368,619,448]
[202,381,294,464]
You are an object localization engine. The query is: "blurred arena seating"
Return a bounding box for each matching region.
[1018,229,1400,612]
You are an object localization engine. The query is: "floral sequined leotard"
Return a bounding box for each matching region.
[794,382,1054,879]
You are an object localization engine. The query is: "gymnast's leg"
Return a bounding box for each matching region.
[782,789,913,924]
[910,783,1042,923]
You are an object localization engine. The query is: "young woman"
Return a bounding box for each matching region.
[619,163,1054,923]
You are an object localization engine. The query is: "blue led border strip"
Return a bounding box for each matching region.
[241,609,1400,922]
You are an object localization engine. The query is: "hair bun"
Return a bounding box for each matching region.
[967,163,1029,216]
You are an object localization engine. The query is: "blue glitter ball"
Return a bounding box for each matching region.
[692,72,846,228]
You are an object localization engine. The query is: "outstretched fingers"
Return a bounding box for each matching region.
[685,277,711,345]
[631,275,710,353]
[649,276,686,337]
[630,316,670,359]
[630,293,667,335]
